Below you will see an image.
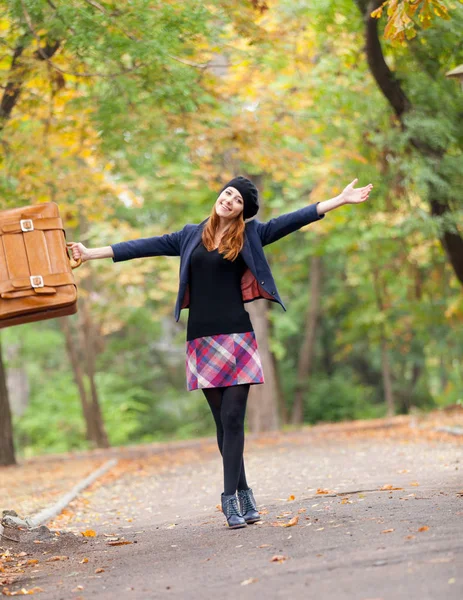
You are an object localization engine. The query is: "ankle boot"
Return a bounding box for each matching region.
[221,493,247,529]
[238,488,260,524]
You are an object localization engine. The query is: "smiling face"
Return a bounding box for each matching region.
[215,186,244,221]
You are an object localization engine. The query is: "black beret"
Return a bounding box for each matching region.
[219,176,259,220]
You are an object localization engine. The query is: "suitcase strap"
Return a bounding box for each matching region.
[0,273,75,298]
[0,217,63,234]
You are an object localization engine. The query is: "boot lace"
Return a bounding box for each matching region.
[224,495,241,518]
[239,489,256,513]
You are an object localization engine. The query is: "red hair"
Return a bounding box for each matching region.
[201,206,245,261]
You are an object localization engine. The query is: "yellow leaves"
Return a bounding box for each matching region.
[287,494,295,502]
[381,528,395,534]
[80,558,89,564]
[1,587,44,596]
[380,484,403,491]
[240,578,258,586]
[418,526,429,532]
[45,556,68,562]
[272,515,299,528]
[80,530,96,538]
[373,1,451,43]
[95,568,105,574]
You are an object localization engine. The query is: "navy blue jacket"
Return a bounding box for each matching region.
[111,202,325,322]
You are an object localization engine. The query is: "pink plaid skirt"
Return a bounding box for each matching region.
[185,331,265,391]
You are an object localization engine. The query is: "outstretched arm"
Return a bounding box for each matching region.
[256,179,373,247]
[110,228,184,262]
[68,227,185,263]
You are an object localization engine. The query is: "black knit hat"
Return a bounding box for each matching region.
[219,176,259,220]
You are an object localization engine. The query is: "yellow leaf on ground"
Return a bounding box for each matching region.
[95,568,105,573]
[80,558,89,564]
[274,516,299,528]
[81,530,96,537]
[418,526,429,532]
[240,578,258,586]
[381,529,394,534]
[380,484,403,491]
[45,556,68,562]
[287,495,295,501]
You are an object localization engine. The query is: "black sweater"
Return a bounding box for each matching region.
[186,242,253,342]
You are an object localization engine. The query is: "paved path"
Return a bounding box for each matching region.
[2,425,462,599]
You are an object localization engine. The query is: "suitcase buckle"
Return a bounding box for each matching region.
[20,219,34,232]
[30,275,44,288]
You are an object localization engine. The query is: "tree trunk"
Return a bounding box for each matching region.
[371,266,395,416]
[246,300,280,433]
[380,339,395,417]
[354,0,463,287]
[81,302,109,448]
[292,255,322,424]
[0,335,16,466]
[61,317,99,445]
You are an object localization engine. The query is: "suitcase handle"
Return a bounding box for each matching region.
[66,243,82,269]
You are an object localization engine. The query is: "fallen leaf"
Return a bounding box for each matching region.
[26,560,38,566]
[107,541,132,546]
[72,586,84,592]
[418,526,429,532]
[380,484,403,491]
[410,482,420,487]
[258,509,269,515]
[240,578,258,586]
[95,568,105,574]
[316,527,325,531]
[298,508,306,513]
[287,495,295,502]
[316,489,330,495]
[80,558,88,564]
[80,530,96,538]
[2,587,44,596]
[258,544,271,548]
[45,556,68,562]
[270,555,288,563]
[272,515,299,528]
[381,529,394,534]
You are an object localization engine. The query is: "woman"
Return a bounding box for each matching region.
[69,175,373,529]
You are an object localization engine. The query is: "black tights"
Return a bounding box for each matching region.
[202,384,250,496]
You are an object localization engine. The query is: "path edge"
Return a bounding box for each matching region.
[28,458,118,528]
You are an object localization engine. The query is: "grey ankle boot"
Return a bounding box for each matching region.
[221,493,247,529]
[238,488,260,524]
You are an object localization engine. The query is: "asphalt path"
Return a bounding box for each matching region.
[3,426,462,599]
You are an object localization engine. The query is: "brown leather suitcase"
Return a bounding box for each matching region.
[0,202,81,329]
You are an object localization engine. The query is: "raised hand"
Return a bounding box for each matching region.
[340,178,373,204]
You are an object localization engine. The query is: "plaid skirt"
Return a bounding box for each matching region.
[185,331,265,391]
